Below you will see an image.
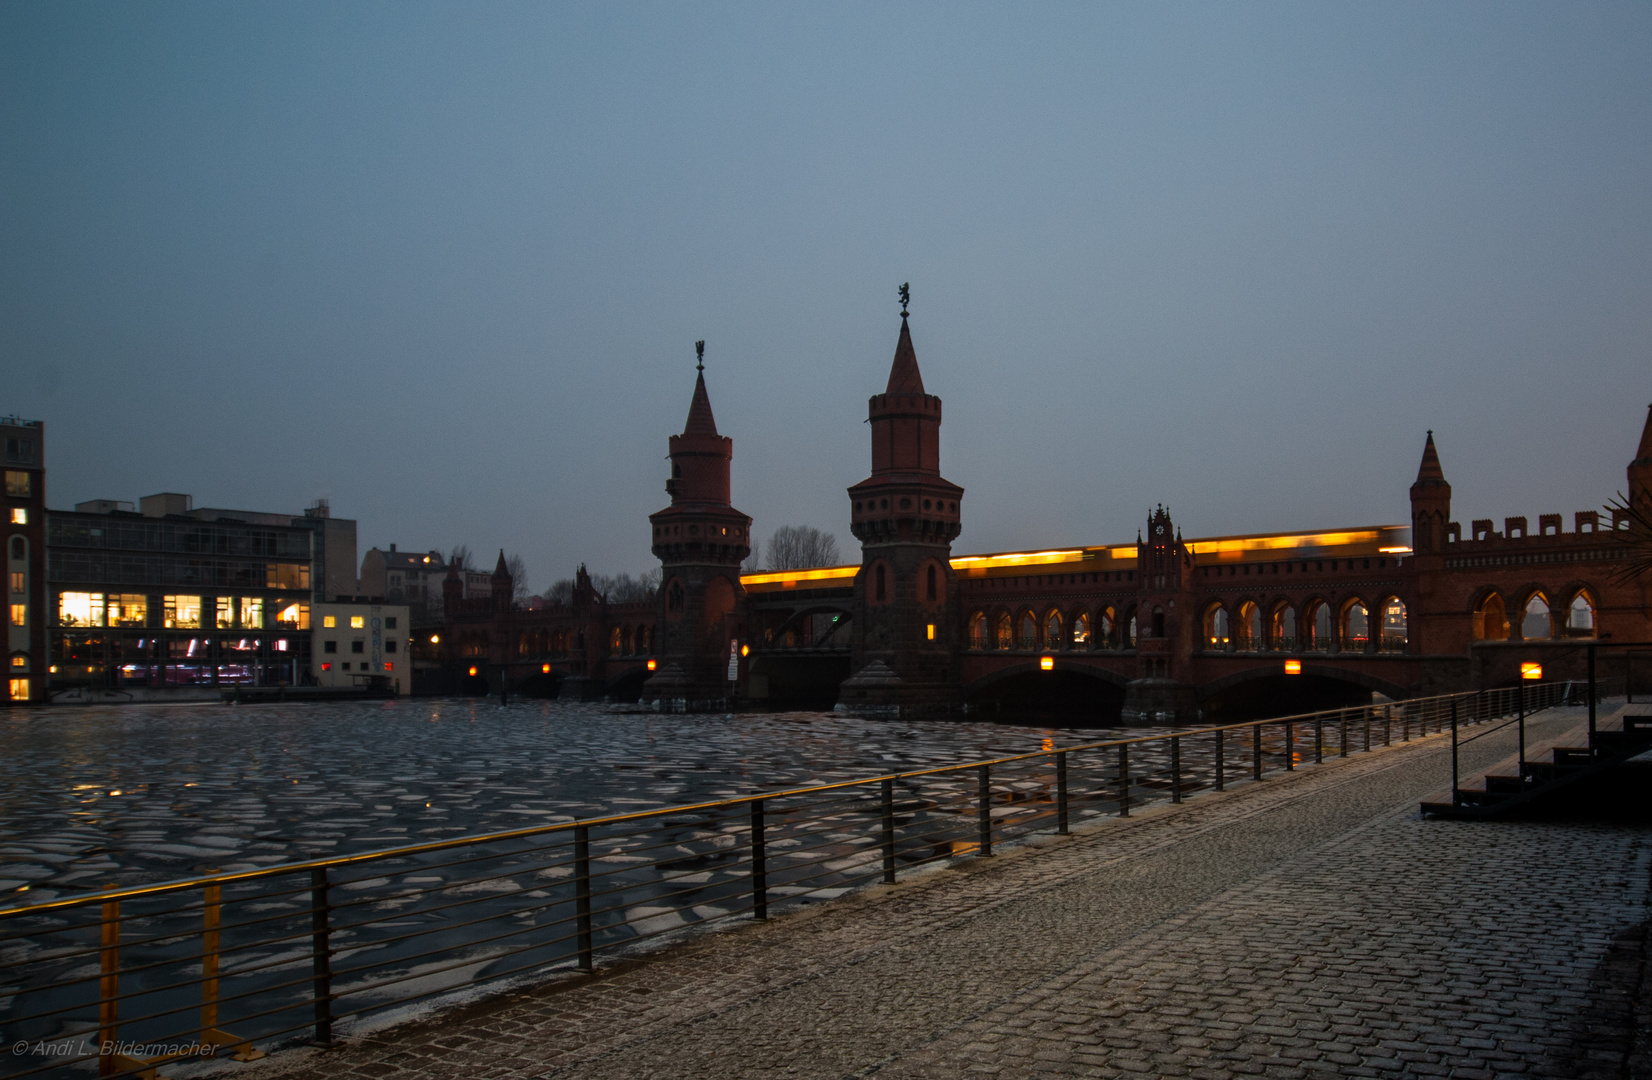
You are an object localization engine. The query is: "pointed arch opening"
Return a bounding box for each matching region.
[1521,593,1551,640]
[969,611,988,650]
[1018,610,1038,650]
[1474,593,1509,641]
[1566,591,1596,637]
[1070,610,1090,649]
[1342,600,1370,652]
[1379,598,1407,652]
[1043,608,1064,651]
[994,611,1013,650]
[1204,604,1229,650]
[1272,604,1297,652]
[1236,601,1261,651]
[1304,601,1331,651]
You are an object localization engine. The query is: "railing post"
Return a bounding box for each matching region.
[1588,644,1597,741]
[1402,705,1410,742]
[1314,717,1324,764]
[1170,735,1182,803]
[1252,723,1262,780]
[881,780,896,883]
[574,825,595,964]
[750,800,768,918]
[1384,704,1392,746]
[1118,745,1131,817]
[977,765,993,855]
[309,867,332,1045]
[99,898,119,1078]
[1285,720,1294,771]
[1214,730,1225,792]
[1449,699,1460,806]
[1518,682,1526,779]
[1338,710,1348,757]
[1055,752,1070,835]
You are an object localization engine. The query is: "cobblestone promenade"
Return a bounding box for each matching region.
[250,705,1651,1080]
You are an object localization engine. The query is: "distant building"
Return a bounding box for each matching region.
[43,492,359,700]
[360,545,447,616]
[312,601,410,695]
[5,416,46,703]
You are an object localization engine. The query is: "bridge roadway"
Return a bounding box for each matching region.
[249,704,1649,1080]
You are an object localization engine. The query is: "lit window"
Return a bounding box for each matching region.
[9,509,25,525]
[7,605,22,627]
[164,595,202,629]
[10,654,24,667]
[215,597,235,629]
[9,571,23,594]
[4,471,27,497]
[926,623,935,640]
[322,615,337,628]
[9,678,26,701]
[274,638,289,652]
[109,594,146,626]
[323,641,337,654]
[350,615,364,629]
[240,597,263,629]
[321,662,331,671]
[276,602,309,630]
[57,592,103,627]
[383,662,393,671]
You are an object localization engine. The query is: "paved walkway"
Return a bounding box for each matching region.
[246,705,1651,1080]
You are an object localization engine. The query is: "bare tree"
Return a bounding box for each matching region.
[593,570,661,604]
[506,553,529,603]
[448,544,472,571]
[542,578,574,606]
[764,525,840,571]
[743,538,763,574]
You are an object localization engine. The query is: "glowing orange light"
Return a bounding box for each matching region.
[1521,662,1542,680]
[321,663,331,671]
[647,658,657,671]
[1040,655,1054,671]
[1284,660,1302,675]
[384,662,393,671]
[429,634,440,644]
[542,663,551,674]
[468,666,478,677]
[740,644,749,657]
[926,623,935,640]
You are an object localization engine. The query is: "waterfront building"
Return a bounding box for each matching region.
[4,416,46,703]
[360,545,448,617]
[312,601,411,695]
[43,493,359,699]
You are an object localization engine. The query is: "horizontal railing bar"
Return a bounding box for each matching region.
[1,685,1564,919]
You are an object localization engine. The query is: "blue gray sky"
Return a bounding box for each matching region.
[3,3,1649,591]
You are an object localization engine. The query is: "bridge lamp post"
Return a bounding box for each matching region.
[1519,662,1541,774]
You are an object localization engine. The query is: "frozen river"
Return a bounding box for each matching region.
[0,698,1136,902]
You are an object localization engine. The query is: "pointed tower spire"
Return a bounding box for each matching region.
[493,549,509,576]
[1634,404,1652,464]
[885,316,925,395]
[1629,403,1652,513]
[682,340,720,438]
[1415,430,1446,483]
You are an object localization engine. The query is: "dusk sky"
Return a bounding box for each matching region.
[3,3,1648,592]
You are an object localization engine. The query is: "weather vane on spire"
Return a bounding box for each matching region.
[695,340,705,372]
[898,282,910,317]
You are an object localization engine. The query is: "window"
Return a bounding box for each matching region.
[1151,607,1166,639]
[1521,595,1550,640]
[58,591,104,627]
[216,597,235,629]
[1273,606,1297,651]
[9,537,22,560]
[323,615,337,628]
[164,595,202,629]
[1072,612,1090,648]
[875,564,887,602]
[1305,602,1331,650]
[994,612,1013,649]
[1043,610,1063,650]
[275,602,309,630]
[9,678,26,701]
[1205,606,1229,649]
[9,509,26,525]
[1474,594,1508,641]
[239,597,262,629]
[109,594,146,627]
[351,640,364,653]
[5,438,33,464]
[350,616,365,629]
[1124,613,1136,648]
[4,471,28,497]
[9,571,22,594]
[1018,612,1037,650]
[969,612,988,649]
[667,580,684,612]
[266,563,310,589]
[1380,599,1407,651]
[1236,602,1261,650]
[385,639,397,653]
[1567,593,1595,636]
[385,617,397,629]
[10,654,24,668]
[610,626,622,654]
[9,604,24,627]
[1343,602,1369,650]
[323,641,337,654]
[926,565,937,601]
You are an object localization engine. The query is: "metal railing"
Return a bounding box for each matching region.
[0,683,1582,1078]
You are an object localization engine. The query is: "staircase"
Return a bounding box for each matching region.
[1420,711,1652,819]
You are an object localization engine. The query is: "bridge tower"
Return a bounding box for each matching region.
[1629,404,1652,516]
[643,346,753,711]
[838,300,965,716]
[1121,506,1200,724]
[1409,432,1452,554]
